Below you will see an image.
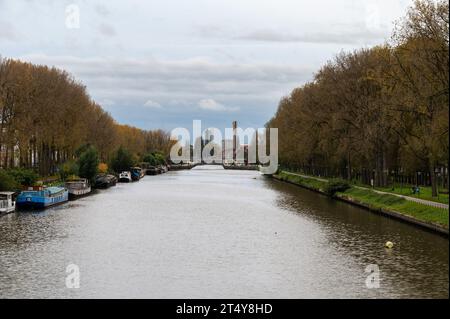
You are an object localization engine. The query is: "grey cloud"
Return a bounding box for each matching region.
[18,54,309,127]
[236,28,387,45]
[98,23,116,37]
[195,24,388,45]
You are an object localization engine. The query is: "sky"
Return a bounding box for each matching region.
[0,0,412,132]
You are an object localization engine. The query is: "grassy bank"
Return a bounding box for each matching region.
[338,188,448,228]
[274,171,449,230]
[367,184,449,205]
[275,171,328,192]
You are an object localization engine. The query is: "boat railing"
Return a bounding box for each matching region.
[0,200,13,208]
[20,190,46,197]
[66,182,87,190]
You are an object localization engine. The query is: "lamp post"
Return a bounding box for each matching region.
[435,167,441,200]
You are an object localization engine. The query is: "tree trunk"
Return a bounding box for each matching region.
[447,166,450,193]
[429,162,437,197]
[346,151,352,180]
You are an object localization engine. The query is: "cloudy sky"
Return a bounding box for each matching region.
[0,0,411,131]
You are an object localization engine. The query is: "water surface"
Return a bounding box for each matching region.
[0,166,448,298]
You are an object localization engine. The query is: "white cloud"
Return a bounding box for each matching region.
[100,99,115,106]
[95,4,110,17]
[143,100,162,109]
[198,99,239,112]
[0,21,17,41]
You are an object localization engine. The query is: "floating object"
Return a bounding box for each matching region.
[118,171,132,183]
[385,241,394,249]
[130,167,144,181]
[65,178,91,200]
[156,165,168,174]
[146,166,158,176]
[16,186,68,210]
[94,174,117,189]
[0,192,16,214]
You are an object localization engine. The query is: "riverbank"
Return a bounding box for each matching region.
[272,171,449,237]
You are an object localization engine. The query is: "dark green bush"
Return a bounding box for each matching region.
[142,152,166,166]
[78,146,100,182]
[0,169,19,191]
[110,146,135,173]
[6,168,39,186]
[324,179,351,196]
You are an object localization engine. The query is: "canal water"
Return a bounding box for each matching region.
[0,167,448,298]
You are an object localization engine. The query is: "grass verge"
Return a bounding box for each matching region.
[371,185,449,205]
[339,187,448,228]
[275,171,328,192]
[274,171,449,229]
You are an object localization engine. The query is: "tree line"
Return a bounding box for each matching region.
[0,57,172,178]
[266,0,449,196]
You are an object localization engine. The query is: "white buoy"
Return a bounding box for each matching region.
[385,241,394,249]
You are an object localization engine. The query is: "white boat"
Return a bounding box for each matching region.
[65,178,92,200]
[0,192,16,214]
[118,171,132,183]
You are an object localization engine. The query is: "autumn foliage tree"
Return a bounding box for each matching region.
[267,0,449,195]
[0,58,172,177]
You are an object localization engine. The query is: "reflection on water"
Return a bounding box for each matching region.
[0,167,448,298]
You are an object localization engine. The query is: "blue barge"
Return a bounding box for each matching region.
[16,186,69,210]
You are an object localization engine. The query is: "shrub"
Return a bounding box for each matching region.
[110,146,134,173]
[324,179,351,196]
[143,152,166,166]
[78,146,100,182]
[7,168,39,186]
[0,169,19,191]
[59,160,79,181]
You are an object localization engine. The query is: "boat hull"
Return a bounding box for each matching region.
[94,175,117,189]
[16,191,69,210]
[68,187,92,200]
[0,206,15,214]
[95,182,112,189]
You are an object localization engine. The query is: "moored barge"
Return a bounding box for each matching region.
[94,174,117,189]
[16,186,68,210]
[65,178,91,200]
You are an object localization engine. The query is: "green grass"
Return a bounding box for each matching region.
[370,184,449,205]
[340,188,449,228]
[276,171,449,228]
[282,171,449,204]
[276,171,328,192]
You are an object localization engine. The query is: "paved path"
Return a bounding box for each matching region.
[284,171,449,210]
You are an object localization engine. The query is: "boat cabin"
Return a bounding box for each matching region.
[0,192,16,214]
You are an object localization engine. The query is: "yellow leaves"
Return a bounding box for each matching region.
[98,163,108,174]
